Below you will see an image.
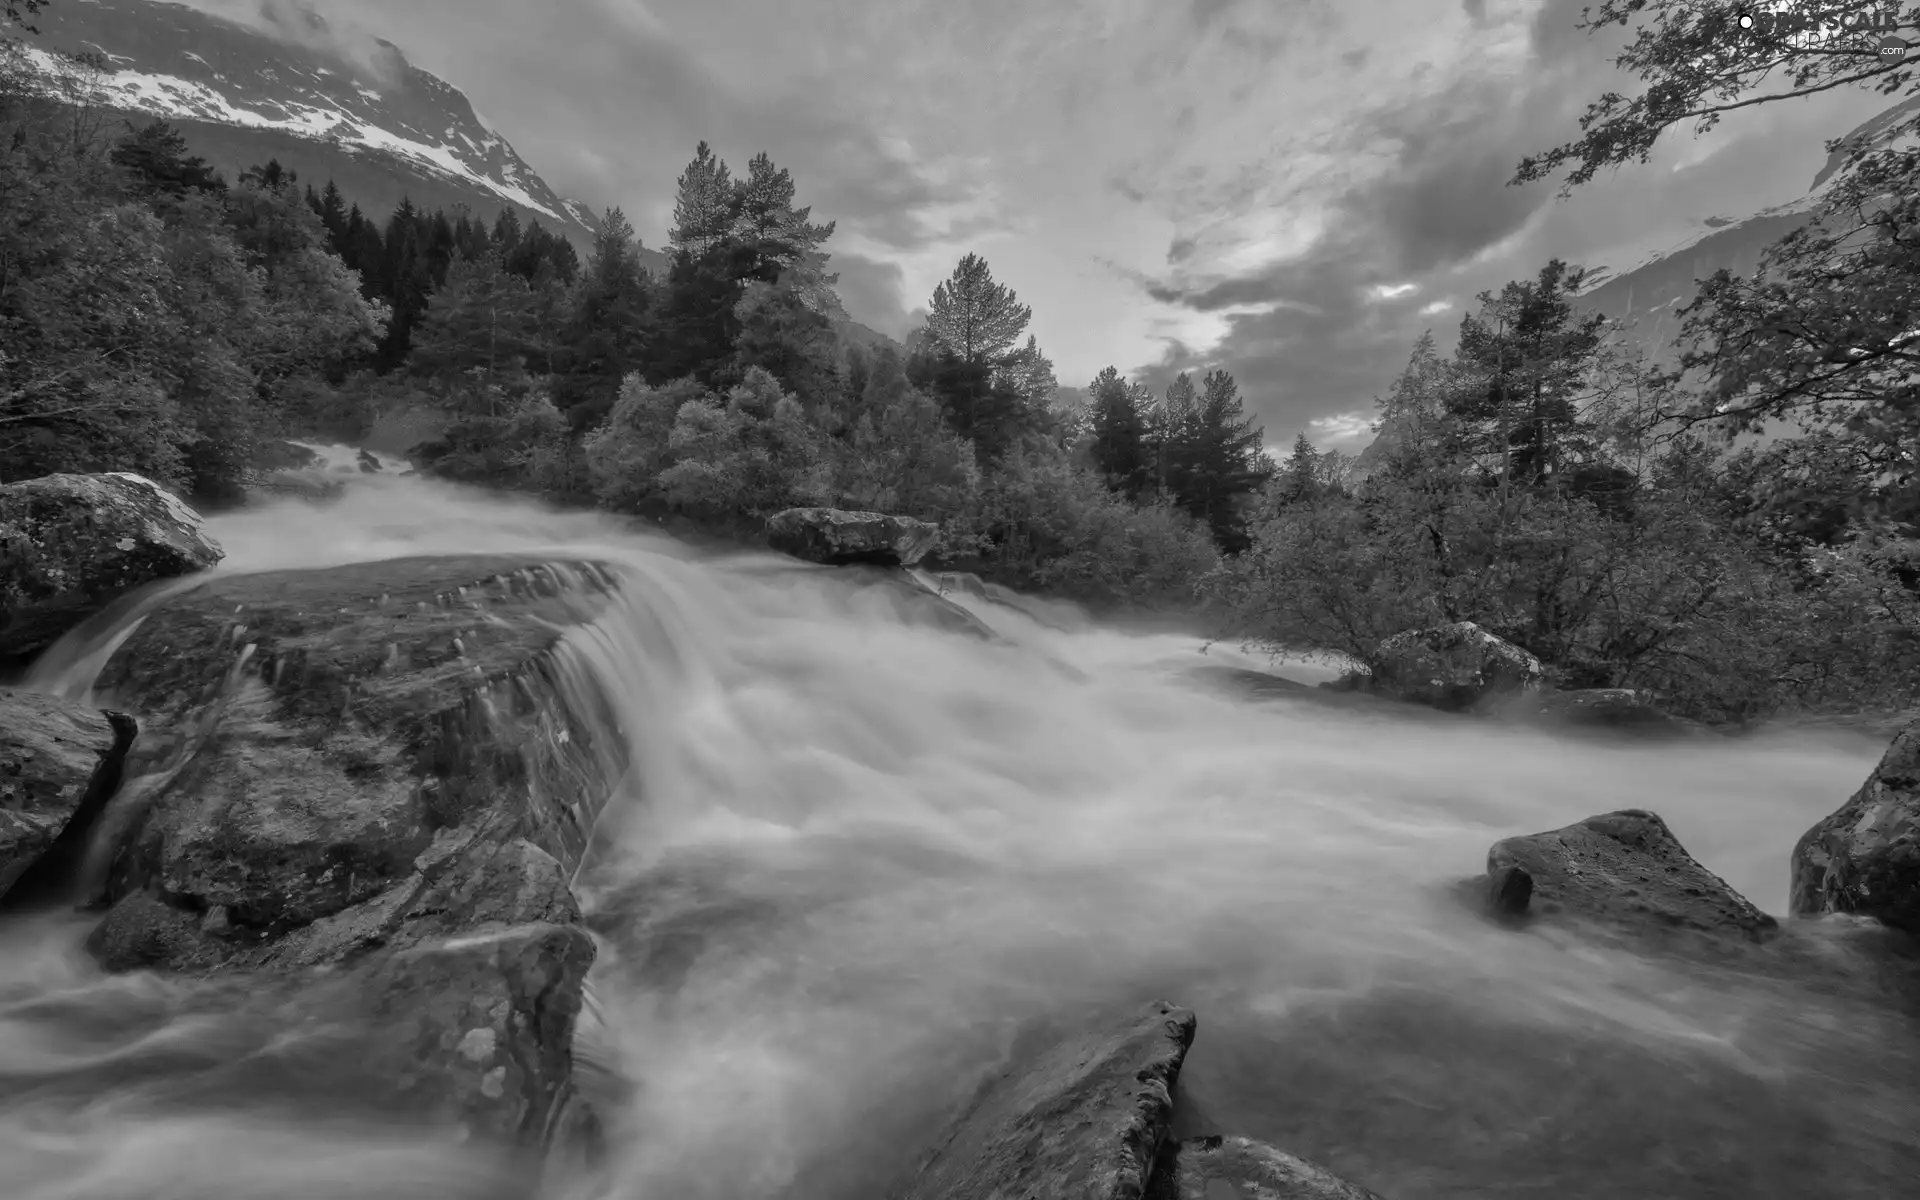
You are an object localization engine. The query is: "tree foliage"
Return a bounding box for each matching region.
[923,253,1033,367]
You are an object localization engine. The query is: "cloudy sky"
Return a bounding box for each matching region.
[182,0,1891,450]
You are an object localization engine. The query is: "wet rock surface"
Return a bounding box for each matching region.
[0,690,134,903]
[0,472,224,664]
[902,1001,1197,1200]
[766,506,940,567]
[1366,622,1545,712]
[1478,809,1778,942]
[1146,1135,1387,1200]
[74,554,628,1147]
[1791,719,1920,934]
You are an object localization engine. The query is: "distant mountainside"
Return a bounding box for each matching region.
[15,0,646,261]
[1353,94,1918,476]
[1574,94,1920,361]
[12,0,917,362]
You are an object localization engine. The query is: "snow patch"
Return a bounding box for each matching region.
[15,48,565,222]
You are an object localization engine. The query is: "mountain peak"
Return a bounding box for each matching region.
[19,0,603,247]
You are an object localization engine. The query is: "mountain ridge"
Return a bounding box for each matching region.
[16,0,615,253]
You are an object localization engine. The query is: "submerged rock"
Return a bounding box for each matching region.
[1478,809,1777,942]
[766,506,940,567]
[901,1001,1195,1200]
[77,554,628,1149]
[0,472,224,664]
[1790,719,1920,934]
[1367,621,1544,712]
[1147,1135,1386,1200]
[0,689,134,903]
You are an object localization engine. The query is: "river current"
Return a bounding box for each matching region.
[2,455,1915,1199]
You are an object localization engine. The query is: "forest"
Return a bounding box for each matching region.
[3,7,1917,726]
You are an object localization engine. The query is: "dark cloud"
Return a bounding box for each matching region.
[1125,11,1660,445]
[829,252,913,338]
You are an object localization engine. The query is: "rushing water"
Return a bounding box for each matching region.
[3,463,1917,1200]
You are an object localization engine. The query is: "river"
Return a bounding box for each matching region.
[3,460,1915,1199]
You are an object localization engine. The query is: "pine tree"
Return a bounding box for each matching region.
[315,180,349,252]
[1086,365,1150,497]
[109,120,225,197]
[1451,259,1606,487]
[924,253,1031,367]
[491,208,523,259]
[729,150,835,282]
[1148,372,1198,498]
[559,206,654,425]
[409,250,544,411]
[999,334,1057,410]
[667,140,735,258]
[1180,368,1269,551]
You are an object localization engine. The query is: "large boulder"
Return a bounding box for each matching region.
[1790,720,1920,934]
[1147,1135,1386,1200]
[0,472,224,664]
[0,689,135,902]
[1367,621,1544,712]
[75,554,629,1149]
[766,506,940,567]
[1477,809,1778,942]
[901,1001,1195,1200]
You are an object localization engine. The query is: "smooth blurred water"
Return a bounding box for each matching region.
[2,462,1915,1200]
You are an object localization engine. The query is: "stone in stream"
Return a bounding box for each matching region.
[1475,809,1778,942]
[1146,1135,1387,1200]
[1363,621,1545,713]
[0,689,135,903]
[75,553,629,1150]
[0,472,224,665]
[1790,718,1920,934]
[901,1000,1196,1200]
[765,506,940,567]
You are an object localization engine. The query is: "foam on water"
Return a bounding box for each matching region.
[2,457,1915,1200]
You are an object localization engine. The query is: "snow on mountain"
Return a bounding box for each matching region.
[17,0,603,248]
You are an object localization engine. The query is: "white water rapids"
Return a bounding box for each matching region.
[2,460,1917,1199]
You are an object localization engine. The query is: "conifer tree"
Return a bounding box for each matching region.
[1086,365,1150,497]
[924,253,1031,367]
[668,141,735,258]
[409,250,544,410]
[729,150,835,282]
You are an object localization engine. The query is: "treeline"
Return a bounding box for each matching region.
[1198,6,1920,724]
[1209,256,1919,723]
[0,42,1263,604]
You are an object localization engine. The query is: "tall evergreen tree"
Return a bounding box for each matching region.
[1087,365,1150,497]
[1180,368,1269,551]
[729,150,835,283]
[1451,258,1606,487]
[109,120,224,198]
[924,253,1032,367]
[409,250,544,409]
[559,206,654,426]
[668,140,735,258]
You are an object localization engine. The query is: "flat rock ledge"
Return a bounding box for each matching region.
[75,553,629,1153]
